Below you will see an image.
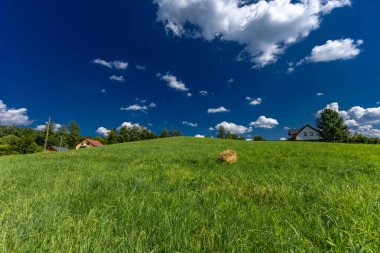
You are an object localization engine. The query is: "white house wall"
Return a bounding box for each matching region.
[295,126,321,141]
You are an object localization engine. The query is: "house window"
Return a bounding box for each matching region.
[304,132,307,137]
[310,132,314,136]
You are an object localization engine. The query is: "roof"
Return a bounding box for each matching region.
[49,146,69,151]
[288,129,300,136]
[85,139,103,147]
[288,124,319,137]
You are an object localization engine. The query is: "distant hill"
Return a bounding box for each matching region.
[0,137,379,252]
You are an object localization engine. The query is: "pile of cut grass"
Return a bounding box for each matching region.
[0,137,379,252]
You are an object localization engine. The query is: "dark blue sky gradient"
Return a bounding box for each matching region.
[0,0,379,139]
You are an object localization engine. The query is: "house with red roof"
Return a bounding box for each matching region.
[288,125,321,141]
[75,139,104,149]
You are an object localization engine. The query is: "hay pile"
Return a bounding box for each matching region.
[218,149,238,164]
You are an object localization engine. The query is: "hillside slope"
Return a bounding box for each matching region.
[0,137,379,252]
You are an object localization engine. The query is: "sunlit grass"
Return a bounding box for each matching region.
[0,137,379,252]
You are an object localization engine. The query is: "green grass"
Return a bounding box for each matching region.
[0,137,379,252]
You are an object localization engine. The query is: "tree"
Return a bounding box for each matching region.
[68,121,81,148]
[15,136,39,154]
[119,126,130,143]
[316,109,350,142]
[254,135,265,141]
[107,129,119,144]
[217,126,226,139]
[160,128,169,138]
[57,125,69,147]
[130,126,141,141]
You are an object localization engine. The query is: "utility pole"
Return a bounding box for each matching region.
[43,117,51,152]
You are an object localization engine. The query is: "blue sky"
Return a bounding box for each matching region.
[1,0,379,139]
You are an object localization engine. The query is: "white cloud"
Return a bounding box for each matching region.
[356,125,380,138]
[199,90,208,96]
[227,78,234,84]
[165,20,184,36]
[96,122,142,136]
[306,39,363,63]
[101,89,106,93]
[120,104,148,111]
[36,123,62,132]
[155,0,351,67]
[187,92,192,97]
[318,102,380,138]
[207,106,230,113]
[344,119,359,127]
[280,137,287,141]
[93,59,112,68]
[93,59,128,70]
[215,121,252,134]
[250,116,279,129]
[148,102,157,108]
[110,75,126,82]
[283,126,291,130]
[136,65,146,70]
[246,97,262,106]
[96,127,110,137]
[316,92,324,96]
[119,122,141,129]
[0,100,31,126]
[194,134,205,138]
[183,121,198,127]
[159,73,190,92]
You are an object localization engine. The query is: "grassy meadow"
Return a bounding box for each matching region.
[0,137,379,252]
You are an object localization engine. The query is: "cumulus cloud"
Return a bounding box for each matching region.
[305,39,363,63]
[121,101,157,113]
[136,65,146,70]
[155,0,351,67]
[96,122,142,136]
[207,106,230,113]
[194,134,205,138]
[250,116,279,129]
[280,137,287,141]
[246,97,262,106]
[0,100,31,126]
[110,75,126,82]
[215,121,252,134]
[35,123,63,132]
[119,122,141,129]
[199,90,208,96]
[356,125,380,138]
[148,102,157,108]
[93,59,128,70]
[318,102,380,138]
[159,73,190,94]
[227,79,234,84]
[183,121,198,127]
[121,104,148,111]
[96,127,110,137]
[316,92,324,96]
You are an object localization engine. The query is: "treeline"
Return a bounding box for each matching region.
[101,127,183,145]
[216,126,246,140]
[0,123,186,156]
[101,126,158,144]
[0,121,81,156]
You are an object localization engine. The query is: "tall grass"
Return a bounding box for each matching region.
[0,137,379,252]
